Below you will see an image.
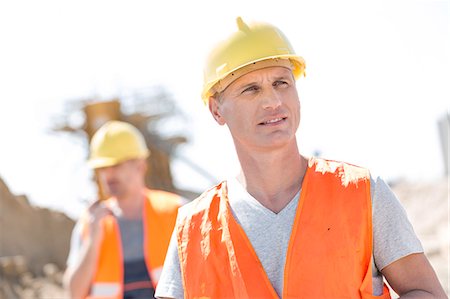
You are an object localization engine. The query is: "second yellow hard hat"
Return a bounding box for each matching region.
[201,17,306,103]
[88,120,150,169]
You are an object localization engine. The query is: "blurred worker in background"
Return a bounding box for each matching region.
[155,17,447,298]
[63,120,182,299]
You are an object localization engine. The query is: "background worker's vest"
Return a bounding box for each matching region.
[83,189,180,299]
[177,158,391,299]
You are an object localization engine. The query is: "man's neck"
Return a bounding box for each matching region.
[112,187,145,219]
[235,143,307,213]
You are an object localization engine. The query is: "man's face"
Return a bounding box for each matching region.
[209,66,300,152]
[96,159,145,198]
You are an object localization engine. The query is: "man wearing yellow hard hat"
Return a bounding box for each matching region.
[155,17,446,298]
[63,120,182,299]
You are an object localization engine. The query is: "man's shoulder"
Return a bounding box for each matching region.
[145,188,182,212]
[178,181,227,218]
[309,157,368,171]
[308,157,371,188]
[146,188,180,199]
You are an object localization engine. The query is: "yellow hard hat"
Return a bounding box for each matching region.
[201,17,306,103]
[88,120,150,169]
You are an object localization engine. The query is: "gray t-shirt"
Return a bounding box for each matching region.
[155,176,423,299]
[66,217,146,266]
[66,217,156,298]
[66,197,190,266]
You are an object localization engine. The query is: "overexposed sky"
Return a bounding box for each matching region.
[0,0,448,218]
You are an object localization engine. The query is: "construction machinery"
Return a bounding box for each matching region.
[52,86,210,201]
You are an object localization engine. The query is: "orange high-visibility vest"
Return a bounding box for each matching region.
[177,158,391,299]
[83,189,181,299]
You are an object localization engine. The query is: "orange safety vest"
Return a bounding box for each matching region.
[177,158,391,299]
[83,189,180,299]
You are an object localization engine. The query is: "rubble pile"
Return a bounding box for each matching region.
[0,177,74,298]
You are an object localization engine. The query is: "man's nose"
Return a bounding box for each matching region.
[98,165,117,178]
[260,88,282,110]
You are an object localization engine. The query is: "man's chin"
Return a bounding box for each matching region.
[105,188,123,198]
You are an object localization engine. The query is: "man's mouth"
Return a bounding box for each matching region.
[259,117,286,125]
[106,180,120,189]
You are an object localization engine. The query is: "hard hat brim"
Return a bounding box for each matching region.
[201,55,305,103]
[88,151,150,169]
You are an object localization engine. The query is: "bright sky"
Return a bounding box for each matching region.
[0,0,448,219]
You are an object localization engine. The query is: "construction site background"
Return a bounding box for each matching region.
[0,93,448,298]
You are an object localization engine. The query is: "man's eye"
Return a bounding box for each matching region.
[273,80,288,87]
[242,86,259,94]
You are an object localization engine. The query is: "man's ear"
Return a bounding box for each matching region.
[133,159,148,177]
[208,97,226,125]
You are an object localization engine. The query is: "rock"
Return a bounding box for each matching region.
[19,272,34,287]
[42,263,60,284]
[0,177,75,274]
[0,256,28,279]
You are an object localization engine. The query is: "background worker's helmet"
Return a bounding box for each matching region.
[88,120,150,169]
[201,17,306,103]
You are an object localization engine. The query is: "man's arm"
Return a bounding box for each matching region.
[382,253,447,298]
[63,236,102,298]
[63,201,112,299]
[154,222,185,299]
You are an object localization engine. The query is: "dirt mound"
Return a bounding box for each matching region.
[391,177,449,295]
[0,177,74,298]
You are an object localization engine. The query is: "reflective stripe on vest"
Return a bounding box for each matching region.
[177,158,391,299]
[90,282,121,297]
[83,188,180,299]
[150,266,163,283]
